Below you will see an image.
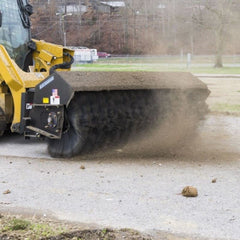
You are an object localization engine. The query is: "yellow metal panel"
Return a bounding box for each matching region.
[32,39,74,72]
[0,45,47,128]
[0,93,5,111]
[39,50,54,63]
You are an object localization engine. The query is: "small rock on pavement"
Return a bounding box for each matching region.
[212,178,217,183]
[3,189,11,195]
[181,186,198,197]
[80,165,85,170]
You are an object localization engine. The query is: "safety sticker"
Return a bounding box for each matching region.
[50,89,60,105]
[43,98,49,104]
[26,103,33,110]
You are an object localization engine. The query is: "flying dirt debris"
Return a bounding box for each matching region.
[0,0,210,158]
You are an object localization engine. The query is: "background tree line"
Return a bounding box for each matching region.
[30,0,240,67]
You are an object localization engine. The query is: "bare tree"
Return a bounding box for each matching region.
[30,0,240,56]
[192,0,236,67]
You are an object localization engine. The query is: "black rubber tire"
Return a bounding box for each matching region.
[0,107,7,136]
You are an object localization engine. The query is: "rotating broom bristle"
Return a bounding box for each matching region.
[48,89,208,158]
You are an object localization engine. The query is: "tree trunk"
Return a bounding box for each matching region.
[214,25,224,68]
[215,54,223,68]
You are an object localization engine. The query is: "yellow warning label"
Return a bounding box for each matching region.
[43,98,49,104]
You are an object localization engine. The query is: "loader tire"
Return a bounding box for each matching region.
[0,108,6,136]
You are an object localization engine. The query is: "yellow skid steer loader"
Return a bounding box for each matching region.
[0,0,209,158]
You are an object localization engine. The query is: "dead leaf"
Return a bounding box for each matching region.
[3,190,11,195]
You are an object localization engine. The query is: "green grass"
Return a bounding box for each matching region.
[211,103,240,113]
[2,218,31,231]
[97,55,240,64]
[1,217,65,239]
[30,222,65,238]
[190,67,240,74]
[72,63,240,74]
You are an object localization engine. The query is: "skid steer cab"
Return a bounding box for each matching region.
[22,73,74,139]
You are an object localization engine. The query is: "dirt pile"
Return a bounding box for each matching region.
[42,229,152,240]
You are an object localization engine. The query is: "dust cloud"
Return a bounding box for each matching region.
[82,89,210,161]
[118,112,240,161]
[121,92,205,158]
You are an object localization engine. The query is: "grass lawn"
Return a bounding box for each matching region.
[211,103,240,113]
[72,56,240,74]
[73,63,240,74]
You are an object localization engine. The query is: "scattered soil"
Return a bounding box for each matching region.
[42,229,151,240]
[0,214,212,240]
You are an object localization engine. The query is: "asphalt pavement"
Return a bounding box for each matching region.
[0,114,240,240]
